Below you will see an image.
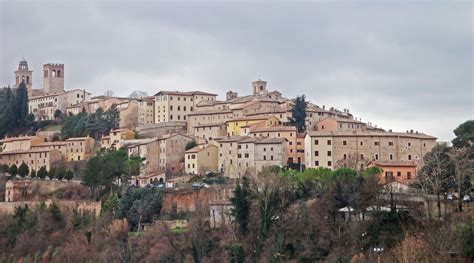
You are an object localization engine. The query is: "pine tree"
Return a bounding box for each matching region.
[18,162,29,177]
[65,170,74,181]
[37,166,48,179]
[9,164,18,176]
[289,95,308,133]
[30,169,37,179]
[230,177,251,236]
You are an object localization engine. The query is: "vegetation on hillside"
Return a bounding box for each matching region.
[60,105,119,140]
[0,83,36,138]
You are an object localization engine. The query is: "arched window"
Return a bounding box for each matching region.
[26,76,29,84]
[57,70,61,77]
[44,70,48,78]
[52,70,56,77]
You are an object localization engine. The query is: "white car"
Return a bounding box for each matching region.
[463,195,471,202]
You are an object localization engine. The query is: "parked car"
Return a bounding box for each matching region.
[447,194,454,200]
[192,182,210,189]
[463,195,471,202]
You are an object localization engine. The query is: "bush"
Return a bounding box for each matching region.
[37,166,48,179]
[18,163,29,178]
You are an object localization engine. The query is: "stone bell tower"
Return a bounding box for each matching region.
[252,79,268,96]
[14,59,33,96]
[43,63,64,94]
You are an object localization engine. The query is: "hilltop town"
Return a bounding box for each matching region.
[0,59,472,262]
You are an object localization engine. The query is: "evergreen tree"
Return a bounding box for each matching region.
[289,95,308,133]
[230,177,251,236]
[9,164,18,176]
[37,166,48,179]
[55,166,66,181]
[48,167,57,180]
[18,162,29,177]
[65,170,74,181]
[14,81,29,126]
[30,169,37,179]
[452,120,474,148]
[185,140,198,150]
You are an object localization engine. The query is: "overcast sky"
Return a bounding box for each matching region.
[1,1,472,141]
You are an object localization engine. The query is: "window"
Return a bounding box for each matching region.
[385,172,393,179]
[315,151,319,156]
[343,140,347,146]
[263,156,266,160]
[408,154,412,160]
[327,151,331,156]
[360,154,364,159]
[390,154,393,160]
[407,172,412,179]
[360,141,364,146]
[374,141,379,146]
[327,140,331,145]
[388,142,393,146]
[375,153,379,160]
[314,140,319,145]
[397,171,401,177]
[238,154,242,158]
[408,142,411,146]
[321,125,325,130]
[315,161,319,166]
[327,161,332,166]
[343,154,347,159]
[270,155,274,160]
[423,143,426,147]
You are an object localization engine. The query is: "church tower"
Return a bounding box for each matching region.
[43,63,64,94]
[14,59,33,96]
[252,79,268,96]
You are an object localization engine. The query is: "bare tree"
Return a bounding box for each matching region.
[129,90,148,99]
[448,146,474,212]
[104,90,114,97]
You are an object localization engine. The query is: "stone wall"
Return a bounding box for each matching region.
[161,186,233,214]
[0,200,101,216]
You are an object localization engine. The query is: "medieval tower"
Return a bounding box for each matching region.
[252,79,268,96]
[43,63,64,94]
[14,59,33,96]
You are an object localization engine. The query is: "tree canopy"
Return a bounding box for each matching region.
[0,83,36,138]
[289,95,308,133]
[452,120,474,148]
[61,105,119,140]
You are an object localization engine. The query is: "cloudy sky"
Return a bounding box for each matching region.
[1,1,472,141]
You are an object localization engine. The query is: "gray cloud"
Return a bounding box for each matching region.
[1,1,472,141]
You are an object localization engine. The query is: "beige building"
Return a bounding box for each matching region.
[154,91,218,123]
[116,100,139,129]
[1,136,45,152]
[65,136,96,161]
[193,123,227,142]
[217,136,288,178]
[315,117,367,132]
[125,138,161,181]
[43,63,65,94]
[0,148,63,172]
[137,97,155,126]
[66,96,129,115]
[100,128,136,150]
[185,144,219,175]
[29,89,91,121]
[304,130,437,170]
[157,133,195,175]
[30,141,68,157]
[249,126,299,165]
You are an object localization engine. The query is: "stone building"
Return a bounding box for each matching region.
[368,160,417,185]
[14,59,33,97]
[28,89,91,121]
[226,115,280,136]
[1,136,45,152]
[66,96,128,115]
[116,100,139,129]
[193,123,227,142]
[154,91,218,123]
[304,130,437,170]
[65,136,96,161]
[100,128,136,150]
[315,117,367,132]
[157,133,195,175]
[184,144,219,175]
[217,136,288,178]
[0,148,63,172]
[42,63,64,94]
[137,97,155,126]
[31,141,68,157]
[5,180,32,202]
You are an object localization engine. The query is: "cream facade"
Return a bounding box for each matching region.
[305,130,437,170]
[154,91,217,123]
[218,136,288,178]
[101,129,136,150]
[65,137,96,161]
[1,136,45,152]
[126,138,160,179]
[193,123,227,142]
[28,89,91,121]
[138,97,155,126]
[185,144,219,175]
[157,133,195,175]
[0,148,63,172]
